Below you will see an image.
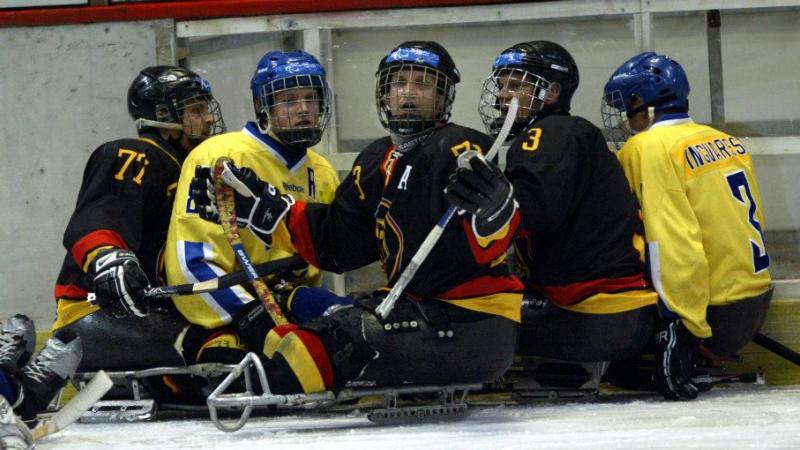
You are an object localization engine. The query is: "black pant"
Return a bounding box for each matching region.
[518,297,658,362]
[55,307,186,371]
[269,296,518,392]
[704,286,773,356]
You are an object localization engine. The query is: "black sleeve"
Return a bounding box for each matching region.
[63,139,163,267]
[288,141,386,273]
[505,118,592,234]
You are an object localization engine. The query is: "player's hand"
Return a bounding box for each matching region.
[219,161,294,247]
[653,319,700,400]
[444,155,517,236]
[190,165,219,223]
[88,248,150,317]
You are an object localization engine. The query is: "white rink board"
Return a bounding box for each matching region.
[39,386,800,450]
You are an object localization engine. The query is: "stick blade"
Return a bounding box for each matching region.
[32,370,113,440]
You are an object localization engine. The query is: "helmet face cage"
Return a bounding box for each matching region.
[601,89,635,150]
[256,74,331,148]
[376,63,455,136]
[174,93,226,140]
[478,67,550,139]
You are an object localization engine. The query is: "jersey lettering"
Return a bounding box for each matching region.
[353,165,366,201]
[449,140,483,157]
[726,170,769,273]
[397,165,412,191]
[307,168,316,199]
[115,149,149,184]
[522,128,543,151]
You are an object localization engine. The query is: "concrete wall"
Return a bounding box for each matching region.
[0,21,162,324]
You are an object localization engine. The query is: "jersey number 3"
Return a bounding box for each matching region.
[726,170,769,273]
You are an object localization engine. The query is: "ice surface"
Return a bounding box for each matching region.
[39,385,800,449]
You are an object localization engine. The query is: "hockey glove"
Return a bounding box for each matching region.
[88,248,150,318]
[653,319,700,400]
[444,155,517,237]
[190,165,219,223]
[218,161,295,247]
[189,163,295,247]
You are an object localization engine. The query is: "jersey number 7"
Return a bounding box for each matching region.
[726,170,770,273]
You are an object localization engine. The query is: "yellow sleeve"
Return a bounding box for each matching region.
[617,136,712,338]
[165,137,257,329]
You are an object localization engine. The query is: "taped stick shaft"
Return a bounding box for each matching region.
[213,157,288,326]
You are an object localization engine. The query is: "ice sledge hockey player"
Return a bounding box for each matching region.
[165,50,340,367]
[603,52,773,400]
[1,314,82,449]
[477,41,658,374]
[191,41,523,393]
[52,66,224,377]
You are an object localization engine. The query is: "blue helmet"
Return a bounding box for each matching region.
[250,50,331,147]
[603,51,690,115]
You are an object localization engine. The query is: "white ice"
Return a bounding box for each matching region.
[39,385,800,450]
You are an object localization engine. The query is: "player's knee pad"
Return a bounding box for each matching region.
[266,326,335,394]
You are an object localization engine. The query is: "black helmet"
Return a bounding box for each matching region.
[375,41,460,136]
[497,41,579,111]
[127,66,225,140]
[478,41,579,139]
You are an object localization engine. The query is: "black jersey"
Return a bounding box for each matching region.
[54,134,183,312]
[287,123,523,320]
[505,113,649,306]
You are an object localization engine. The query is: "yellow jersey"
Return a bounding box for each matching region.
[165,123,339,329]
[616,115,771,338]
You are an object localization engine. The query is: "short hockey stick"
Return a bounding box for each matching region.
[31,370,113,440]
[142,255,305,299]
[376,97,519,319]
[213,157,288,326]
[753,332,800,367]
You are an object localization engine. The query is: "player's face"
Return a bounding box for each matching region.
[181,99,215,139]
[495,70,538,121]
[386,67,442,121]
[269,86,322,130]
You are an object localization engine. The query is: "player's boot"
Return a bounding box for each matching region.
[0,396,33,450]
[0,315,36,375]
[14,331,82,422]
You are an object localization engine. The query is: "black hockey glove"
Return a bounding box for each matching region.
[444,155,517,237]
[219,161,295,247]
[653,319,700,400]
[190,165,219,223]
[88,248,150,318]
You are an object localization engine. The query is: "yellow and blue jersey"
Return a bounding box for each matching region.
[617,114,771,338]
[165,123,339,329]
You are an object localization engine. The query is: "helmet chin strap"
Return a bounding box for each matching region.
[255,116,270,135]
[134,118,183,131]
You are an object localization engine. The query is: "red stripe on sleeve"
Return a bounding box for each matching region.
[54,284,89,300]
[70,229,128,268]
[287,201,320,268]
[463,210,521,265]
